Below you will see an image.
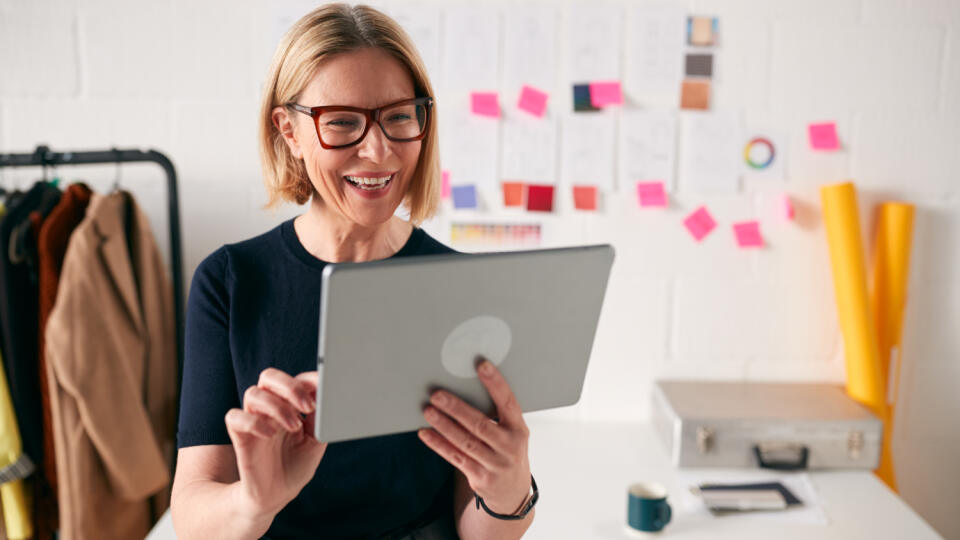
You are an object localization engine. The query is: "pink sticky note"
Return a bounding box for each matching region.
[782,194,795,221]
[683,206,716,242]
[808,122,839,150]
[517,85,548,117]
[733,221,764,248]
[441,170,451,199]
[589,81,623,107]
[636,181,667,207]
[471,92,500,118]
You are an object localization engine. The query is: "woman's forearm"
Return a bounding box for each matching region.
[171,479,275,540]
[458,506,534,540]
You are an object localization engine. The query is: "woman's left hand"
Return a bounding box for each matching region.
[418,359,531,515]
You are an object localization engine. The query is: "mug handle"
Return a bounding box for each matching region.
[657,501,672,528]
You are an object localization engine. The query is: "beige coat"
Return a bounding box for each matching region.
[44,192,176,540]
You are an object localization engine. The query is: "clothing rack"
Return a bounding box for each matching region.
[0,144,184,384]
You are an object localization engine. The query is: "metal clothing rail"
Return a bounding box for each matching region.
[0,144,185,387]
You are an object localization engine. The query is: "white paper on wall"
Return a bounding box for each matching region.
[503,4,559,95]
[439,95,499,190]
[560,111,617,190]
[625,5,686,104]
[501,109,558,183]
[678,110,743,193]
[376,2,442,84]
[564,2,622,83]
[619,109,678,192]
[442,5,500,91]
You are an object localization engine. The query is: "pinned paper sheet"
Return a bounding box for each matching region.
[502,182,525,207]
[503,6,558,93]
[683,206,716,242]
[471,92,500,118]
[527,184,554,212]
[452,184,478,209]
[565,3,622,82]
[561,112,616,191]
[619,109,677,193]
[625,6,686,99]
[589,81,623,107]
[517,85,549,117]
[501,113,557,182]
[636,181,668,207]
[440,98,499,190]
[441,170,451,199]
[443,5,499,90]
[733,221,764,248]
[678,111,742,193]
[573,185,598,210]
[808,122,839,150]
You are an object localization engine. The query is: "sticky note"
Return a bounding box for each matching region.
[733,220,764,248]
[589,81,623,107]
[441,170,451,199]
[683,206,716,242]
[572,84,598,112]
[680,79,710,110]
[470,92,500,118]
[783,194,795,221]
[573,185,597,211]
[526,184,554,212]
[502,181,524,207]
[636,181,667,208]
[452,184,477,209]
[808,122,839,150]
[517,85,548,118]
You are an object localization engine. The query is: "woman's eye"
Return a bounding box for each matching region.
[387,114,412,122]
[327,119,358,127]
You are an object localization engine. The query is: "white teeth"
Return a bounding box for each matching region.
[345,175,391,186]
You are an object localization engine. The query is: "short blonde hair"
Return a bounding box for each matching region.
[258,3,440,225]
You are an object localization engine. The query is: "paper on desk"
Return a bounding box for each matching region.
[675,470,828,526]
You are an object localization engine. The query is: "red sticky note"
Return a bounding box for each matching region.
[808,122,839,150]
[733,220,764,248]
[441,170,451,199]
[471,92,500,118]
[526,184,554,212]
[782,194,795,221]
[589,81,623,107]
[517,85,548,117]
[573,185,597,211]
[636,181,667,207]
[683,206,716,242]
[502,181,525,207]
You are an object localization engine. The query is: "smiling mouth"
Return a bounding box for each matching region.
[344,174,393,191]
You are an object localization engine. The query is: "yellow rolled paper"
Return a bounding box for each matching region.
[870,202,915,492]
[820,183,886,420]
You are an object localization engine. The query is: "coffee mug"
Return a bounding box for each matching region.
[627,482,672,534]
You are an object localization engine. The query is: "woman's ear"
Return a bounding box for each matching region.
[272,106,303,159]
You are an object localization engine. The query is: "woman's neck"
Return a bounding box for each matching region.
[292,199,413,263]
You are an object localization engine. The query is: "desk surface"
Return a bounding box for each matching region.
[149,419,941,539]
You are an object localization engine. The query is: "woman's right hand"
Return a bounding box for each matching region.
[225,368,327,520]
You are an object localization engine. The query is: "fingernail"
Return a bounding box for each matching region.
[481,361,494,375]
[431,392,446,406]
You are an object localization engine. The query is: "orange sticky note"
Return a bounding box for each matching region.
[573,185,597,210]
[808,122,839,150]
[517,85,548,117]
[636,181,667,207]
[589,81,623,107]
[733,220,764,248]
[471,92,500,118]
[526,184,554,212]
[441,170,451,199]
[502,181,525,207]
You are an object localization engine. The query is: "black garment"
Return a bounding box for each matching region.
[178,219,458,539]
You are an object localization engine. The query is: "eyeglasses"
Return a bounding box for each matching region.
[285,97,433,150]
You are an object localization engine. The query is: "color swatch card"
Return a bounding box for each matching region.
[502,182,525,207]
[681,79,711,110]
[687,16,718,46]
[573,83,600,112]
[440,96,499,190]
[636,181,667,207]
[685,53,714,77]
[517,85,549,117]
[503,5,558,93]
[619,109,677,193]
[625,5,686,100]
[452,184,478,209]
[443,5,499,90]
[565,2,622,82]
[527,184,555,212]
[678,110,742,193]
[573,185,598,210]
[561,111,617,191]
[501,111,557,183]
[684,206,717,241]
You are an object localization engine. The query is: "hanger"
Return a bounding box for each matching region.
[111,147,122,192]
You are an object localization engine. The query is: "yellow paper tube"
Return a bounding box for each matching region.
[870,202,915,491]
[820,183,886,420]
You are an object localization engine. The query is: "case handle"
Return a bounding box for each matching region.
[752,442,809,470]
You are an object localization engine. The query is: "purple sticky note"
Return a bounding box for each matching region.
[589,81,623,107]
[808,122,839,150]
[683,206,716,242]
[441,170,451,199]
[636,181,668,207]
[471,92,500,118]
[517,85,548,117]
[733,220,764,248]
[452,184,477,209]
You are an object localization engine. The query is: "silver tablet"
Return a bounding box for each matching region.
[314,244,615,443]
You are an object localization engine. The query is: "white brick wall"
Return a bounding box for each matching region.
[1,0,958,536]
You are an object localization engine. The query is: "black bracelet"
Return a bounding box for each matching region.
[474,474,538,520]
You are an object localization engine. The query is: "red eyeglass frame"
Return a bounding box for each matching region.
[285,96,434,149]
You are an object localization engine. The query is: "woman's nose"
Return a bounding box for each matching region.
[355,121,391,163]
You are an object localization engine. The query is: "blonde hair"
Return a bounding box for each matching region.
[258,3,440,225]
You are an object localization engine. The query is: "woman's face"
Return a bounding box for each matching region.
[278,47,422,228]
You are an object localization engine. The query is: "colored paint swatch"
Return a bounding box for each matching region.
[572,84,599,112]
[809,122,839,150]
[688,16,717,46]
[636,181,668,207]
[470,92,500,118]
[680,79,710,110]
[517,85,548,117]
[441,170,451,199]
[573,185,597,210]
[683,206,716,242]
[733,220,764,248]
[452,184,477,209]
[527,184,554,212]
[502,181,525,207]
[589,81,623,107]
[685,53,713,77]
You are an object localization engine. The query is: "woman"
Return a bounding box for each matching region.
[170,4,535,539]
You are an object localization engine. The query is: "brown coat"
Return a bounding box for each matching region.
[44,191,176,540]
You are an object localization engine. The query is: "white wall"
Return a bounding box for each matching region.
[1,0,958,537]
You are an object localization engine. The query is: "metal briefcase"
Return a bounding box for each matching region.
[651,380,883,470]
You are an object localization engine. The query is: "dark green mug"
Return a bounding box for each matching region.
[627,482,672,533]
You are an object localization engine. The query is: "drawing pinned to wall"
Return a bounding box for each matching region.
[684,53,713,78]
[687,16,718,47]
[573,185,598,210]
[678,110,742,193]
[443,5,499,90]
[625,5,686,102]
[683,205,717,242]
[589,81,624,107]
[501,111,557,182]
[440,96,498,190]
[565,2,623,83]
[452,184,478,209]
[517,85,549,117]
[451,223,542,247]
[526,184,555,212]
[680,79,710,110]
[441,170,451,199]
[619,109,677,192]
[502,182,525,207]
[503,5,558,94]
[733,220,764,248]
[561,112,617,191]
[636,181,668,208]
[809,121,840,151]
[572,83,600,112]
[471,92,500,118]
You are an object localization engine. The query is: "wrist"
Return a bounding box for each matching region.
[475,475,539,520]
[230,481,278,537]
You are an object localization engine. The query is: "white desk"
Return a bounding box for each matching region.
[148,419,941,539]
